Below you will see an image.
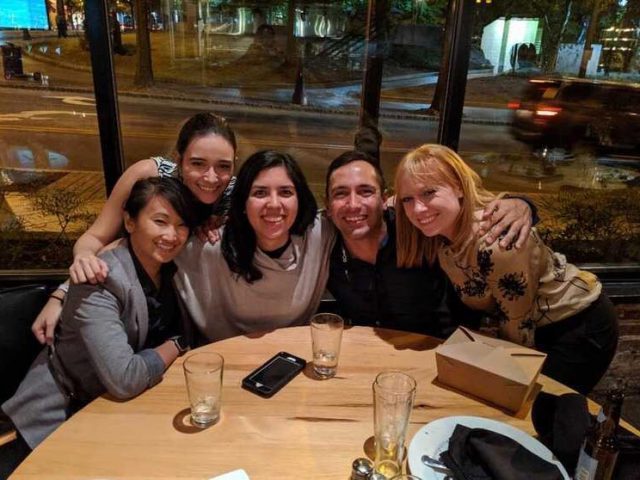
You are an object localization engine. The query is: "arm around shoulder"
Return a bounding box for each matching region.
[70,159,159,284]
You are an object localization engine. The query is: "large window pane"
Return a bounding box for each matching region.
[105,0,447,193]
[1,9,103,270]
[458,1,640,264]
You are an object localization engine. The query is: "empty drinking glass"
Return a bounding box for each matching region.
[183,352,224,427]
[310,313,344,379]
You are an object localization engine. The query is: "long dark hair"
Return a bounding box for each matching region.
[221,150,317,283]
[124,177,199,233]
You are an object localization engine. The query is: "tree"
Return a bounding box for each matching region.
[285,0,297,65]
[578,0,610,77]
[56,0,68,37]
[134,0,153,87]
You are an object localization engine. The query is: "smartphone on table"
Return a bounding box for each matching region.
[242,352,306,398]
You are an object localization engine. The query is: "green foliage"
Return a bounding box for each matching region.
[538,188,640,263]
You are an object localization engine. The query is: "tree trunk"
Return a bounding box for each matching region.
[285,0,297,66]
[56,0,68,38]
[135,0,154,87]
[579,0,604,77]
[427,21,450,114]
[111,11,125,55]
[540,0,572,73]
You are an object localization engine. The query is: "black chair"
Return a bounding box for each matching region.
[0,284,50,405]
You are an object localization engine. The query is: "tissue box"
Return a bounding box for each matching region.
[435,327,547,412]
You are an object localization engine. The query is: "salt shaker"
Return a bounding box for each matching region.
[351,458,373,480]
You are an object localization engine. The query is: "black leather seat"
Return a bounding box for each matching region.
[0,284,50,405]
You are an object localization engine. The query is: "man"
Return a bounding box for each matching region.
[324,150,534,338]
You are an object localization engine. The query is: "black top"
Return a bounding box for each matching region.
[128,245,182,349]
[326,209,480,338]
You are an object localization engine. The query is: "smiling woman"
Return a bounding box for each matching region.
[245,166,299,250]
[394,144,619,395]
[0,177,199,475]
[174,150,336,342]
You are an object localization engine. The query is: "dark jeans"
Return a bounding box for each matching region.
[535,293,619,395]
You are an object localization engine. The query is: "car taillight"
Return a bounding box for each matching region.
[535,105,562,117]
[507,101,520,109]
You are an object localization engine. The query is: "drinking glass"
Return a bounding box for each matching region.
[373,371,417,478]
[183,352,224,427]
[310,313,344,379]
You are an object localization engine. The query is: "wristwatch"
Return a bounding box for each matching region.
[169,335,189,356]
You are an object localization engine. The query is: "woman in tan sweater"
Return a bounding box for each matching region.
[394,144,618,394]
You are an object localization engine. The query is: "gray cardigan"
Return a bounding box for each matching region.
[2,244,189,449]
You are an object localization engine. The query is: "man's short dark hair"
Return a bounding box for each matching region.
[325,150,386,198]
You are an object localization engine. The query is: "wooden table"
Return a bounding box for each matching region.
[10,326,593,479]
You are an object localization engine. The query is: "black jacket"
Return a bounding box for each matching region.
[326,209,479,338]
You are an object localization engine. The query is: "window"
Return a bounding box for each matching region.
[459,1,640,264]
[1,9,103,270]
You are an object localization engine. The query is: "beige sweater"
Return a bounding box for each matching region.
[438,228,601,347]
[175,214,336,342]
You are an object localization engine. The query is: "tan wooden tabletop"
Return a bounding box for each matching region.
[9,326,613,479]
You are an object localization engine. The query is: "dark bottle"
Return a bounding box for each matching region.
[574,389,624,480]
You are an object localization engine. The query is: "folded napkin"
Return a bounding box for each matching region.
[440,424,564,480]
[532,392,591,474]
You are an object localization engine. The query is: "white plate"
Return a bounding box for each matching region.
[407,416,570,480]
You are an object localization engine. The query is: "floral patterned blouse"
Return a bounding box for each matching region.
[437,228,601,347]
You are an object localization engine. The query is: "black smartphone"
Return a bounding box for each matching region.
[241,352,306,398]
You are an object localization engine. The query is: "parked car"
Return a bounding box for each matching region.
[509,77,640,154]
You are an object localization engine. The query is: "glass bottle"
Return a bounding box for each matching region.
[574,388,624,480]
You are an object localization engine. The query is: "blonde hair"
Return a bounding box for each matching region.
[394,144,495,267]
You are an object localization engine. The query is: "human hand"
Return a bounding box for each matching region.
[32,297,63,345]
[479,198,532,249]
[195,215,225,245]
[69,254,109,284]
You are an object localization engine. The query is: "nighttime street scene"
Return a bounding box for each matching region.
[1,0,639,478]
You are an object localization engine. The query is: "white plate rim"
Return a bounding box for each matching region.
[407,415,570,480]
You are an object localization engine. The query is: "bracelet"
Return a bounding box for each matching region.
[49,294,64,303]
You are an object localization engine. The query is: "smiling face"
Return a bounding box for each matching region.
[125,194,190,277]
[397,169,462,241]
[245,166,299,251]
[180,133,235,205]
[327,160,386,242]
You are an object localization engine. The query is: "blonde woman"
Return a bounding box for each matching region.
[394,144,618,394]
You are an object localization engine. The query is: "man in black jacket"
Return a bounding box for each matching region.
[324,150,533,338]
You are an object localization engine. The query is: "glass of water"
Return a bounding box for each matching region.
[310,313,344,379]
[183,352,224,427]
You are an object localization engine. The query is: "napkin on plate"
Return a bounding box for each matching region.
[440,424,564,480]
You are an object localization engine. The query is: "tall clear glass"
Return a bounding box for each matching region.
[373,371,417,479]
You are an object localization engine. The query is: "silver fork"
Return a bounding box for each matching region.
[421,454,454,476]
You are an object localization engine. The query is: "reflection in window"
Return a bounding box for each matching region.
[458,1,640,264]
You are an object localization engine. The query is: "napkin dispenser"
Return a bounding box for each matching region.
[435,327,547,413]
